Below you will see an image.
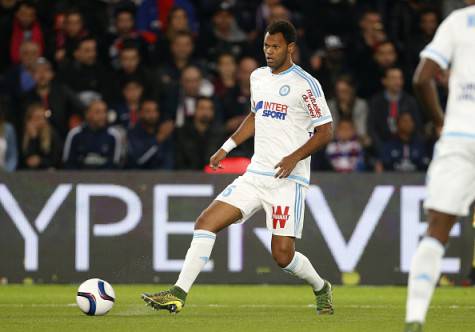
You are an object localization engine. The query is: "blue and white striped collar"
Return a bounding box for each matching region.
[269,63,296,75]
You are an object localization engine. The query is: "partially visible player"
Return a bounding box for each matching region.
[141,20,334,314]
[405,1,475,331]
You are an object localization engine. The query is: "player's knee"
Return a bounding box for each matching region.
[194,213,216,232]
[426,209,457,244]
[272,246,294,268]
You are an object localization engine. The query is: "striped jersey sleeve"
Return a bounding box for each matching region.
[293,68,332,128]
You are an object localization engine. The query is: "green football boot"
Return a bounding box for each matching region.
[404,322,423,332]
[314,280,334,315]
[141,286,187,313]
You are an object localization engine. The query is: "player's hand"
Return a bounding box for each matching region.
[274,154,300,178]
[209,149,227,171]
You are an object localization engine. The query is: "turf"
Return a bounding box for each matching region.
[0,285,474,332]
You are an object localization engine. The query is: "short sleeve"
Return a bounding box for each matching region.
[300,77,333,129]
[420,13,455,70]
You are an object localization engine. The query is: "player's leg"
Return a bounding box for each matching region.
[174,200,242,293]
[405,210,456,331]
[142,201,242,312]
[405,140,475,331]
[271,235,333,314]
[265,180,333,314]
[143,175,262,313]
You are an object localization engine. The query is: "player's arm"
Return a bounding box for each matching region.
[209,112,255,170]
[413,58,444,129]
[274,122,333,178]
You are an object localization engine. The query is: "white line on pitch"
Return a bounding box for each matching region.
[0,304,474,309]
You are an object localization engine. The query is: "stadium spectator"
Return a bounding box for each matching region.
[20,102,61,169]
[3,40,40,103]
[221,56,258,134]
[379,112,429,172]
[0,0,451,173]
[63,99,121,169]
[298,0,354,50]
[104,3,156,68]
[349,9,388,98]
[213,52,237,98]
[0,0,16,28]
[164,65,214,129]
[310,35,349,99]
[328,75,369,145]
[368,67,421,152]
[249,3,309,65]
[22,57,84,138]
[349,9,386,66]
[357,40,401,98]
[113,79,144,129]
[0,102,17,172]
[135,0,197,35]
[154,6,193,65]
[115,44,157,99]
[5,1,44,65]
[126,99,171,169]
[325,119,364,173]
[54,8,88,63]
[175,96,225,170]
[0,0,17,72]
[156,31,197,92]
[197,3,247,61]
[255,0,282,33]
[405,8,439,73]
[386,0,432,48]
[57,36,114,104]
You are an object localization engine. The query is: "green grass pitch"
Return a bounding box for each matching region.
[0,285,474,332]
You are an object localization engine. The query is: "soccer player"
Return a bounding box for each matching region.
[405,2,475,331]
[142,20,334,315]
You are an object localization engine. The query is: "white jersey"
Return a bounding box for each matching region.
[420,5,475,138]
[246,64,332,186]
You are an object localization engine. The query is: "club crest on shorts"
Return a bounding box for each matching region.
[272,205,290,229]
[279,85,290,96]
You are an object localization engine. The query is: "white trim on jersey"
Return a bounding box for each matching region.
[108,127,122,164]
[62,126,83,162]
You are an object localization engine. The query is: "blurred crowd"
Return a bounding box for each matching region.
[0,0,464,172]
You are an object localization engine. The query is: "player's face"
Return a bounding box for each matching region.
[263,32,293,70]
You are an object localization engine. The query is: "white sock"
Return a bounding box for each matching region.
[282,251,325,291]
[175,230,216,293]
[406,237,445,323]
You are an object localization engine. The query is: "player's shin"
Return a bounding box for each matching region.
[282,252,324,291]
[175,229,216,293]
[405,237,445,323]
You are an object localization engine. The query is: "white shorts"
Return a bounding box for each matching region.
[216,172,308,238]
[424,137,475,216]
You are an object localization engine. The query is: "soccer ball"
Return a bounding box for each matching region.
[76,278,115,316]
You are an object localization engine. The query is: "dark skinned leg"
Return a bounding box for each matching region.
[426,209,457,244]
[194,200,243,233]
[271,235,295,268]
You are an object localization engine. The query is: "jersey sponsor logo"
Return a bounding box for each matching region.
[458,83,475,101]
[272,205,290,229]
[257,100,289,120]
[302,89,322,118]
[279,85,290,96]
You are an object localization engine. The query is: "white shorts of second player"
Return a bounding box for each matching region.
[424,136,475,216]
[216,172,307,238]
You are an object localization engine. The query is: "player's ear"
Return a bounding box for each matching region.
[287,42,296,54]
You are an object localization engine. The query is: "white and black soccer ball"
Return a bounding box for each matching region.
[76,278,115,316]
